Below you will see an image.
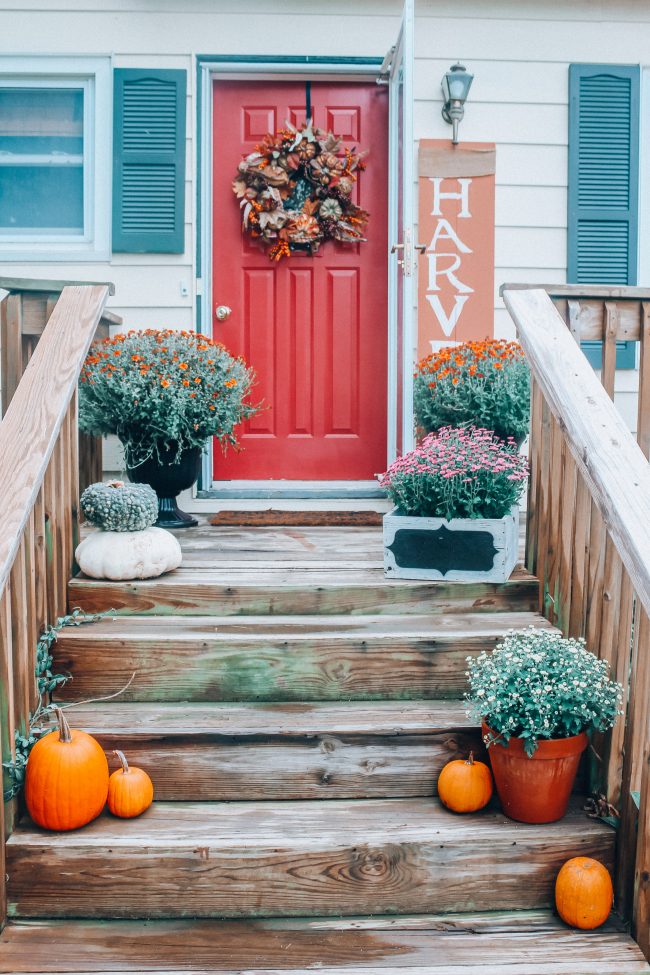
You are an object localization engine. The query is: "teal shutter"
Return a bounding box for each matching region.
[568,63,640,369]
[112,68,186,253]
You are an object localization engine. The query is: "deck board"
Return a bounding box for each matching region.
[0,912,647,973]
[69,523,536,617]
[7,798,614,920]
[64,700,484,800]
[54,611,554,702]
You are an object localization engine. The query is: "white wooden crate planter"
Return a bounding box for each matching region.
[383,506,519,583]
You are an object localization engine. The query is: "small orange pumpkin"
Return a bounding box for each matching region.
[555,856,613,929]
[107,750,154,818]
[437,751,493,813]
[25,707,109,831]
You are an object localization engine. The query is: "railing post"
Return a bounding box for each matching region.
[634,729,650,958]
[0,294,24,417]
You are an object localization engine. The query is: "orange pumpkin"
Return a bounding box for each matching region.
[555,856,613,929]
[25,707,109,831]
[107,750,154,818]
[437,751,493,813]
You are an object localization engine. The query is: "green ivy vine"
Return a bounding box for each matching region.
[3,609,104,800]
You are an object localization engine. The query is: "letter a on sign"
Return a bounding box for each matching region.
[417,140,495,358]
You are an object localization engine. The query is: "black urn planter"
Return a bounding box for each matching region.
[127,445,202,529]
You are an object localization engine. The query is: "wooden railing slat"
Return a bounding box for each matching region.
[567,472,591,639]
[557,446,577,633]
[1,294,23,417]
[23,511,38,714]
[524,378,542,576]
[9,545,29,738]
[33,489,47,640]
[634,683,650,958]
[638,302,650,459]
[0,285,109,597]
[544,416,564,624]
[602,301,619,399]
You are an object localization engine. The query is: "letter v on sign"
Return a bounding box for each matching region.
[425,294,470,337]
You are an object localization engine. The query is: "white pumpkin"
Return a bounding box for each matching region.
[76,527,182,580]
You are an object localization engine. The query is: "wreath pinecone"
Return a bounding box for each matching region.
[232,120,369,262]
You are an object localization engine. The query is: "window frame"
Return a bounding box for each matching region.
[0,56,111,262]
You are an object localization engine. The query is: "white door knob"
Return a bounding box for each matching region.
[215,305,232,321]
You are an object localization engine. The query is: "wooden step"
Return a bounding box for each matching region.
[7,797,614,920]
[67,563,539,616]
[54,611,555,702]
[66,701,484,800]
[0,912,647,974]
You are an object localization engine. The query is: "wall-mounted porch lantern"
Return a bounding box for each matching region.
[441,62,474,144]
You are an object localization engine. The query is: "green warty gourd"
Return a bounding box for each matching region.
[80,481,158,532]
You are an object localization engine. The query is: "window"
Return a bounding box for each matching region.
[0,58,110,261]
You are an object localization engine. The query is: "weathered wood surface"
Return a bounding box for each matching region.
[68,564,538,617]
[0,912,647,974]
[6,798,614,920]
[68,701,484,800]
[0,276,116,298]
[503,288,650,620]
[500,282,650,342]
[0,286,109,596]
[54,611,555,702]
[504,285,650,949]
[78,521,524,564]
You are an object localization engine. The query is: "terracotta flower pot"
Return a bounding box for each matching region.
[482,722,588,824]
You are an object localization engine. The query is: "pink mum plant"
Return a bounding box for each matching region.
[379,426,528,520]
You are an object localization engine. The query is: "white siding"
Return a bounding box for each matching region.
[0,0,646,451]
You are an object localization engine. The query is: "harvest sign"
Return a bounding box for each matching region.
[417,141,496,359]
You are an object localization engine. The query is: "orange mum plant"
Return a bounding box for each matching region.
[79,329,258,468]
[414,339,530,444]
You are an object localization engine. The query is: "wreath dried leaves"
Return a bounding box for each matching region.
[233,120,369,261]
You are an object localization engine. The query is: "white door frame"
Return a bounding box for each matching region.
[387,0,415,462]
[197,56,403,498]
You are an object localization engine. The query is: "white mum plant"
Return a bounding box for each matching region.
[466,627,623,756]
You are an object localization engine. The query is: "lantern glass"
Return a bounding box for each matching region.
[443,64,473,104]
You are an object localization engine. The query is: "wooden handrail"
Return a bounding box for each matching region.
[503,285,650,961]
[0,286,109,596]
[0,283,109,929]
[502,287,650,618]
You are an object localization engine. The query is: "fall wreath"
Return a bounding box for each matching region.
[232,120,369,262]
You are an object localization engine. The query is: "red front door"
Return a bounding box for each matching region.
[212,80,388,481]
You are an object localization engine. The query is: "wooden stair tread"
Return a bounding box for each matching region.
[56,610,553,640]
[8,795,607,844]
[7,798,615,919]
[1,912,648,974]
[54,611,554,704]
[66,701,483,802]
[66,699,475,736]
[68,564,538,616]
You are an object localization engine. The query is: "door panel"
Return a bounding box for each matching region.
[212,80,388,481]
